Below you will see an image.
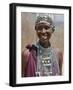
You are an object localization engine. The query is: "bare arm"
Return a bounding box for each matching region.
[58,51,63,75]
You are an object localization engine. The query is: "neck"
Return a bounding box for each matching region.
[39,41,51,48]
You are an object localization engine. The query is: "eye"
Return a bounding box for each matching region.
[44,26,50,30]
[38,26,43,30]
[35,26,42,30]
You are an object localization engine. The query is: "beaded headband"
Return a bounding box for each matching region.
[35,16,55,32]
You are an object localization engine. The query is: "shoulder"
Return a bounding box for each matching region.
[22,44,37,57]
[22,44,31,61]
[52,47,63,60]
[53,48,63,61]
[22,48,30,58]
[52,48,62,55]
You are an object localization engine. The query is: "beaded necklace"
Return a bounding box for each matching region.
[35,42,53,76]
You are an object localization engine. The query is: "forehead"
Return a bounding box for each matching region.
[36,21,51,26]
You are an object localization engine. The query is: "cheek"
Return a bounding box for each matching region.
[46,32,52,38]
[36,32,42,39]
[36,31,52,39]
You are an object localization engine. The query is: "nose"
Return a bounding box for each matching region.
[42,28,46,33]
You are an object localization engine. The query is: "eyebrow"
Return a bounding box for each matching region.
[35,21,51,26]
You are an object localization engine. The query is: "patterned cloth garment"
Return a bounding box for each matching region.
[35,42,60,76]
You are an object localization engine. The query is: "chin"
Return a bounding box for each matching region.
[41,39,49,43]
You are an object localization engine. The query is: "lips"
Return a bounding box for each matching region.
[40,33,49,41]
[41,34,48,39]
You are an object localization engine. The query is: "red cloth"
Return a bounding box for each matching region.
[22,45,63,77]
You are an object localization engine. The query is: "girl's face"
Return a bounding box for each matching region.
[35,22,53,44]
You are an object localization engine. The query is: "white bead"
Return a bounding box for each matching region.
[48,60,50,63]
[42,60,44,63]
